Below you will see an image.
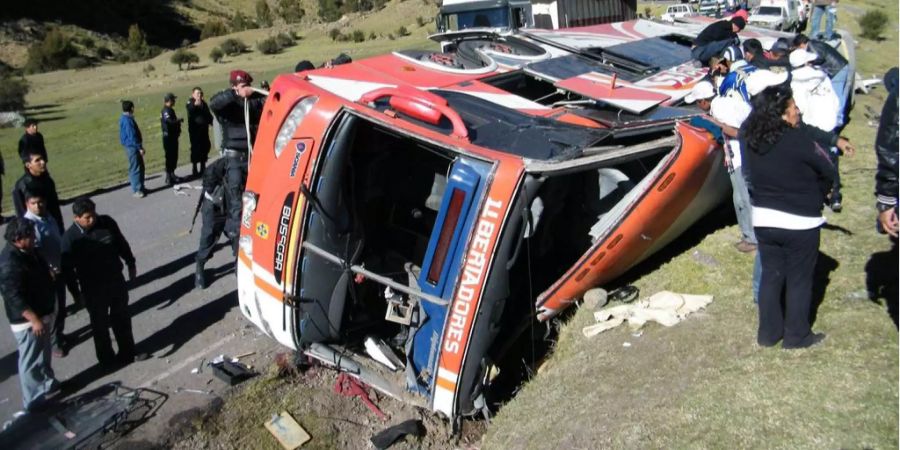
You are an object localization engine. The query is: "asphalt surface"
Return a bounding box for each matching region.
[0,162,282,445]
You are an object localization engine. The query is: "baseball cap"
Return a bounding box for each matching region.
[684,81,716,104]
[731,16,746,30]
[789,49,818,68]
[164,92,177,102]
[745,69,789,96]
[230,70,253,85]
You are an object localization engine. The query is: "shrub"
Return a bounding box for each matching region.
[369,31,377,40]
[351,30,366,42]
[66,56,90,70]
[209,47,224,63]
[328,28,342,41]
[181,38,192,48]
[96,46,113,59]
[858,10,889,40]
[81,36,95,48]
[257,37,281,54]
[171,48,200,70]
[278,0,306,23]
[396,26,408,36]
[318,0,343,22]
[220,38,248,56]
[25,28,77,73]
[256,0,273,27]
[201,20,228,39]
[0,75,30,111]
[387,33,395,40]
[275,32,295,47]
[416,16,426,27]
[231,12,256,31]
[142,63,155,76]
[126,24,152,61]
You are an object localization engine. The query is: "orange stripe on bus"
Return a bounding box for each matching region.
[436,376,456,392]
[254,276,284,302]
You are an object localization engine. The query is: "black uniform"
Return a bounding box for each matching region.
[18,132,48,162]
[12,171,64,230]
[61,216,137,364]
[194,158,231,289]
[208,88,265,238]
[161,105,182,183]
[186,99,214,171]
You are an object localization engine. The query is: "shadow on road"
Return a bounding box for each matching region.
[138,291,237,358]
[865,242,899,327]
[130,243,227,290]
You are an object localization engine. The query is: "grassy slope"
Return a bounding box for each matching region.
[0,0,436,204]
[483,1,899,449]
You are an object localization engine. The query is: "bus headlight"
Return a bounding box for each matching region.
[274,96,318,158]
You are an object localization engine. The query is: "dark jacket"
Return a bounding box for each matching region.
[18,132,48,162]
[187,100,213,133]
[202,158,228,210]
[161,106,182,139]
[12,171,64,230]
[0,243,55,325]
[694,20,737,47]
[875,67,899,210]
[745,126,836,217]
[61,215,136,297]
[209,88,265,153]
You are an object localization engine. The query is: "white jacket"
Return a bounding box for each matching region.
[791,66,840,132]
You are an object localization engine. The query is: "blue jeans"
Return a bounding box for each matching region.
[124,147,145,193]
[830,66,851,126]
[752,251,762,303]
[730,164,756,244]
[13,317,58,410]
[809,5,835,39]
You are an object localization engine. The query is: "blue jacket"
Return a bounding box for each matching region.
[119,113,143,150]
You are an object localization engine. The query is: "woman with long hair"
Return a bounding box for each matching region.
[742,84,836,349]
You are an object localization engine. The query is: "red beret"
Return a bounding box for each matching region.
[230,70,253,85]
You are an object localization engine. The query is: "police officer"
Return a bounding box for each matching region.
[160,93,184,186]
[193,158,231,290]
[208,70,265,243]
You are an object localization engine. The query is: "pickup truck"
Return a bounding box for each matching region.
[748,4,799,30]
[661,4,697,22]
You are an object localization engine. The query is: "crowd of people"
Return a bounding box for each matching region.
[0,69,264,415]
[688,16,897,349]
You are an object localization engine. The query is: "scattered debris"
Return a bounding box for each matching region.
[364,337,404,371]
[583,291,713,337]
[172,183,201,196]
[855,73,883,94]
[234,351,256,360]
[622,342,632,347]
[333,373,386,420]
[582,288,608,309]
[691,249,720,267]
[265,411,311,450]
[608,285,640,304]
[370,419,425,449]
[211,360,255,386]
[175,387,213,395]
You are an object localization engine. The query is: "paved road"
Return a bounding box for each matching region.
[0,163,282,445]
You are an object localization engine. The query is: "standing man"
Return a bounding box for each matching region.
[23,191,67,357]
[18,119,48,162]
[209,70,266,243]
[161,93,184,186]
[61,198,145,366]
[12,148,64,231]
[0,217,60,412]
[193,158,231,290]
[186,87,214,177]
[119,100,146,198]
[875,67,898,238]
[809,0,837,41]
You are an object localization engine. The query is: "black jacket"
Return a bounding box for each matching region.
[202,158,228,210]
[161,106,182,139]
[61,215,136,296]
[18,132,48,162]
[876,67,899,209]
[745,126,836,217]
[209,88,265,153]
[694,20,737,47]
[0,243,55,325]
[186,100,214,133]
[12,171,64,230]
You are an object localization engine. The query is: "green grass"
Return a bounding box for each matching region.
[0,0,436,208]
[484,1,899,448]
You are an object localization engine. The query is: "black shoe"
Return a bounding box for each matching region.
[195,263,207,290]
[830,201,842,213]
[757,337,782,347]
[783,332,826,349]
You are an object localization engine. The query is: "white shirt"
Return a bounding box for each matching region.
[791,66,840,132]
[752,206,826,230]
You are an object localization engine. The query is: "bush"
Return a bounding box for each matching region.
[142,63,155,76]
[278,0,306,23]
[396,26,408,36]
[387,33,395,40]
[231,12,256,31]
[201,20,228,39]
[351,30,366,42]
[171,48,200,70]
[416,16,426,27]
[181,38,192,48]
[96,46,113,59]
[317,0,343,22]
[126,24,152,61]
[0,75,30,111]
[328,28,342,41]
[25,28,77,73]
[66,56,90,70]
[209,47,224,63]
[858,10,889,40]
[220,38,248,56]
[256,0,273,27]
[257,37,281,54]
[369,31,377,40]
[275,32,295,47]
[81,36,95,48]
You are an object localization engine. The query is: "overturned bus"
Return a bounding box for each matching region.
[235,49,727,422]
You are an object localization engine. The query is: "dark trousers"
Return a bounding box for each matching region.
[755,226,820,346]
[84,280,135,363]
[163,136,179,174]
[51,278,66,347]
[223,156,248,238]
[196,202,228,264]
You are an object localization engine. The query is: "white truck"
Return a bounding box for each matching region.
[661,4,697,22]
[748,0,801,31]
[436,0,636,32]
